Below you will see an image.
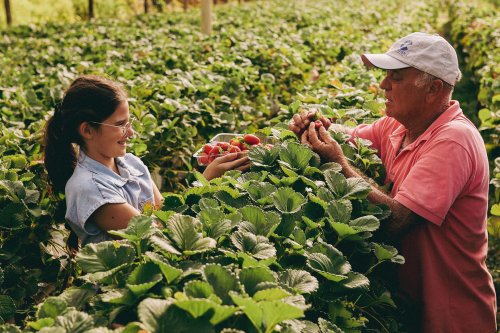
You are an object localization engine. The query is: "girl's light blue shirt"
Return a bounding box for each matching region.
[65,150,154,245]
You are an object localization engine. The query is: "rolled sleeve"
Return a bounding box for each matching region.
[66,173,126,240]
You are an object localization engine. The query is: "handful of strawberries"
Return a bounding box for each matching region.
[196,134,272,165]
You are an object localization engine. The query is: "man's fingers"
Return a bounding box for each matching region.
[318,126,334,143]
[307,122,321,146]
[320,117,331,129]
[301,128,310,145]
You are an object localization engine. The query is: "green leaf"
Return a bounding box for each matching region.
[231,230,276,260]
[36,297,67,319]
[126,262,163,296]
[229,292,304,333]
[184,281,214,299]
[271,188,307,214]
[339,272,370,291]
[239,266,276,296]
[278,270,319,294]
[76,241,135,280]
[239,206,281,237]
[279,142,314,172]
[174,299,238,325]
[99,289,136,306]
[344,177,372,199]
[6,155,27,169]
[317,187,335,202]
[0,324,22,333]
[306,244,351,282]
[324,171,371,199]
[19,172,36,182]
[137,298,171,333]
[167,214,216,255]
[53,309,94,333]
[372,243,405,264]
[253,287,291,301]
[162,193,185,211]
[150,234,182,256]
[0,180,25,201]
[248,145,280,168]
[350,215,379,232]
[318,317,344,333]
[326,200,352,224]
[0,203,26,230]
[108,216,155,242]
[57,286,97,310]
[145,252,183,283]
[153,210,175,223]
[203,264,241,305]
[0,295,15,320]
[214,190,251,209]
[245,181,277,205]
[490,203,500,216]
[27,318,55,330]
[173,299,213,318]
[198,208,231,240]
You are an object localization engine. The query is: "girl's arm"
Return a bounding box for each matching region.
[89,203,140,231]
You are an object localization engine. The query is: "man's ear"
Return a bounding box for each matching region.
[426,79,444,101]
[79,122,94,140]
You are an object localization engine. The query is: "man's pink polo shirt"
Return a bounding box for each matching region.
[352,101,497,333]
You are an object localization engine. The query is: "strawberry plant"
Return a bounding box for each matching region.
[15,124,404,332]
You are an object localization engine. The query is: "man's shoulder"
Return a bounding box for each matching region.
[433,115,483,145]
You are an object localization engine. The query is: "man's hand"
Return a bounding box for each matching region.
[288,110,332,137]
[203,152,250,180]
[302,122,348,167]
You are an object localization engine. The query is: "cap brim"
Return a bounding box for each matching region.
[361,54,410,70]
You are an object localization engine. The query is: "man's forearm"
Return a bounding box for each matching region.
[339,161,421,238]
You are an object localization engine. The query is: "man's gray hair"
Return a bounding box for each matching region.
[415,71,458,94]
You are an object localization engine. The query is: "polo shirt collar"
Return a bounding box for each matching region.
[389,100,462,152]
[77,150,144,187]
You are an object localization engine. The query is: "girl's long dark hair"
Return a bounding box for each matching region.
[43,75,127,194]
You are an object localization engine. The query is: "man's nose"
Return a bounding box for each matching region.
[380,76,390,90]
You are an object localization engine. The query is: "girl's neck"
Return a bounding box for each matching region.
[83,149,120,175]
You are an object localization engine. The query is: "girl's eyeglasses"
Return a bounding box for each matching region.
[89,117,137,134]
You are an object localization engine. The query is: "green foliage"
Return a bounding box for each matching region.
[0,0,495,330]
[8,126,405,332]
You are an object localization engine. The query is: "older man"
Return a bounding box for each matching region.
[289,32,497,333]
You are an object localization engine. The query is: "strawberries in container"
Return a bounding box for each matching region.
[193,133,276,166]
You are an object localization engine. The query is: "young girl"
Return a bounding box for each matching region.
[44,75,249,246]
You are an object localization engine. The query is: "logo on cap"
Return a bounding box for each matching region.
[397,40,413,56]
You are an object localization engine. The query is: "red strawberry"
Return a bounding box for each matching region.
[229,145,241,153]
[229,138,242,148]
[209,146,223,157]
[203,144,214,154]
[198,153,209,165]
[216,142,230,150]
[243,134,260,145]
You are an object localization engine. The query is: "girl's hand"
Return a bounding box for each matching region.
[202,152,250,180]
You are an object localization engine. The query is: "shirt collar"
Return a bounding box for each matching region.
[389,100,462,152]
[77,150,144,187]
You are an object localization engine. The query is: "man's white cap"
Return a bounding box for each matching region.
[361,32,461,86]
